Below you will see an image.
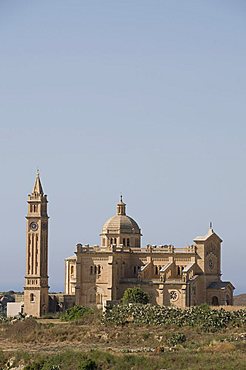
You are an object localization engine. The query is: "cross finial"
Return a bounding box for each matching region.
[209,221,213,229]
[120,194,123,202]
[36,168,40,177]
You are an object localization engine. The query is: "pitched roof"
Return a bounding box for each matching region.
[194,227,222,243]
[208,281,235,289]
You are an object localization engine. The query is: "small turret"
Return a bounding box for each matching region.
[117,195,126,215]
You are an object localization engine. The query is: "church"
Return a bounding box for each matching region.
[24,173,234,317]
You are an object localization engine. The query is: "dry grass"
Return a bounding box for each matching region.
[203,341,236,353]
[0,312,245,369]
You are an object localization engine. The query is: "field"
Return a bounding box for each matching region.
[0,305,245,369]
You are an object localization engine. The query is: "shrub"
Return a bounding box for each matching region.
[122,288,149,305]
[167,333,186,346]
[79,358,97,370]
[5,317,39,342]
[103,303,246,332]
[0,349,6,368]
[60,305,93,322]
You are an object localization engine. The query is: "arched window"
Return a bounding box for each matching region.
[177,266,181,276]
[71,265,74,276]
[96,293,102,305]
[114,238,117,244]
[123,238,126,246]
[155,266,158,275]
[98,265,101,274]
[94,265,97,274]
[30,293,35,302]
[212,296,219,306]
[127,238,130,246]
[110,238,113,245]
[90,266,93,275]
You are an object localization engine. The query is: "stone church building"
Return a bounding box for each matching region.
[24,173,234,317]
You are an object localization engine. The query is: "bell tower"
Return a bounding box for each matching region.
[24,171,49,317]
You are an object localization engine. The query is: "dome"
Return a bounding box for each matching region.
[101,197,141,236]
[102,214,141,235]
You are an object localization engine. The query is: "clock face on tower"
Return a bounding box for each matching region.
[30,222,38,231]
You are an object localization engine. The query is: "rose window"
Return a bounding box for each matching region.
[170,290,178,301]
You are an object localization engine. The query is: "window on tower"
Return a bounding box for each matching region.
[71,265,74,276]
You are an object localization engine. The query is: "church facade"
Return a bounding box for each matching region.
[65,198,234,309]
[24,174,234,317]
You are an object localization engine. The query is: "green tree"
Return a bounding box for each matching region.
[122,287,149,304]
[60,305,93,321]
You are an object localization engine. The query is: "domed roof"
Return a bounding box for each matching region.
[101,198,141,235]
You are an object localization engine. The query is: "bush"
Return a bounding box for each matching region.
[104,303,246,332]
[167,333,186,346]
[0,349,6,368]
[5,317,39,342]
[122,288,149,305]
[60,305,93,322]
[79,358,97,370]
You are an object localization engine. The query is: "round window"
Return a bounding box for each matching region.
[170,290,179,301]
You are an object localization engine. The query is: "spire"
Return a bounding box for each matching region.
[32,170,44,195]
[207,221,214,236]
[117,195,126,215]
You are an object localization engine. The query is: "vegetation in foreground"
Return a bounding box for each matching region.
[0,347,246,370]
[0,303,245,369]
[104,303,246,331]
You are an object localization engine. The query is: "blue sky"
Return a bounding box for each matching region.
[0,1,246,293]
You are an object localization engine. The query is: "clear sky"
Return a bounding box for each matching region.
[0,1,246,294]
